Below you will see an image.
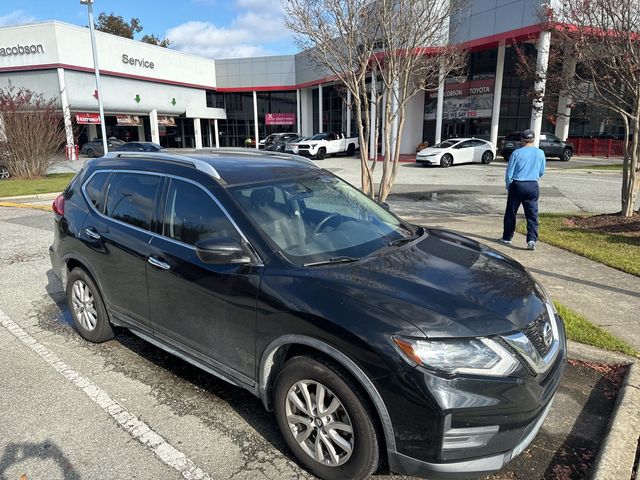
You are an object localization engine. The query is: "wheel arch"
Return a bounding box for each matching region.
[61,253,105,299]
[259,334,397,453]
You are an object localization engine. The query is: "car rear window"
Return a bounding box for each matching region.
[84,172,110,212]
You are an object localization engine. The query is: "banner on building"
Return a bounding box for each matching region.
[75,112,101,124]
[116,114,142,126]
[425,77,495,121]
[265,113,296,126]
[158,116,176,127]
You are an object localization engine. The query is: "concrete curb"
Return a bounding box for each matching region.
[0,192,61,202]
[567,341,640,480]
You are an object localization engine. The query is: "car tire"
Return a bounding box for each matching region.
[440,154,453,168]
[66,268,114,343]
[0,165,10,180]
[316,148,327,160]
[86,149,96,158]
[561,148,572,161]
[481,151,494,164]
[346,143,356,156]
[274,355,380,480]
[502,153,510,162]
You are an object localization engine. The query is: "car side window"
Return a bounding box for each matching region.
[455,141,473,149]
[84,172,110,212]
[104,172,161,230]
[163,179,240,246]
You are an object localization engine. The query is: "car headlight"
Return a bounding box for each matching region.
[393,337,520,377]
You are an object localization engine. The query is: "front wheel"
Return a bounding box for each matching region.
[0,165,10,180]
[561,148,572,161]
[481,151,494,164]
[66,268,114,343]
[274,356,380,480]
[86,149,96,158]
[440,154,453,168]
[316,148,327,160]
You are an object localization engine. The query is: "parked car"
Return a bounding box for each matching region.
[113,142,165,153]
[81,137,126,158]
[50,150,566,480]
[416,138,496,167]
[259,132,300,149]
[289,132,359,159]
[265,133,301,152]
[500,132,573,161]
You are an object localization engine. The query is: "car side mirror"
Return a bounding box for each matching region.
[195,237,252,265]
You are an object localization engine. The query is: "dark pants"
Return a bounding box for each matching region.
[502,180,539,243]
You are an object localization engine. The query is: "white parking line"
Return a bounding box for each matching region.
[0,309,212,480]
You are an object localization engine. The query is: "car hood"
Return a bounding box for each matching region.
[308,229,546,338]
[417,147,446,156]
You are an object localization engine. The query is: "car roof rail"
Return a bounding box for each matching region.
[195,147,320,168]
[102,151,221,180]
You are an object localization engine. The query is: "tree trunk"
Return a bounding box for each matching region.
[622,99,640,217]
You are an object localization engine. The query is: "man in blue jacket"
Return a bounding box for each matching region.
[500,129,546,250]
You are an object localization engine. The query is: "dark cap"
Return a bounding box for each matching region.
[521,129,535,140]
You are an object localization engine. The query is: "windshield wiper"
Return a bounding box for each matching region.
[303,256,360,267]
[388,226,425,247]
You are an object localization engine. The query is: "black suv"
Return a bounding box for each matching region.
[50,150,566,480]
[501,132,573,161]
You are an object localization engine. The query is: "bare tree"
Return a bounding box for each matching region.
[519,1,640,216]
[284,0,381,196]
[0,85,65,178]
[371,0,466,201]
[284,0,466,200]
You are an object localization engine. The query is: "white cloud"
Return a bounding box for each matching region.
[0,10,36,27]
[167,0,291,59]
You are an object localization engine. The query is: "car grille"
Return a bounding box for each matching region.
[523,311,552,357]
[298,144,310,149]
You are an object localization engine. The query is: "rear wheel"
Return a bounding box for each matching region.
[561,148,572,161]
[481,151,494,164]
[66,268,114,343]
[0,165,10,179]
[502,153,511,162]
[274,356,380,480]
[86,148,96,158]
[316,148,327,160]
[440,154,453,168]
[346,143,356,156]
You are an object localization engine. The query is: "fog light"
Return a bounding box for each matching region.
[442,415,499,450]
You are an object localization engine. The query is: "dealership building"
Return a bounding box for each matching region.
[0,8,619,159]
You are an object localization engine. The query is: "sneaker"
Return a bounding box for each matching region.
[527,241,536,250]
[499,238,512,245]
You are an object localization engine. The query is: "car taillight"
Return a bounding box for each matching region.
[52,194,65,216]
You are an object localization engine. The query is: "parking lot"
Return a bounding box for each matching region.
[0,154,628,479]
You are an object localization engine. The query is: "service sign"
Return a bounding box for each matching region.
[265,113,296,126]
[75,112,101,124]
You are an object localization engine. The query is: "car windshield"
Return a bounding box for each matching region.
[431,140,458,148]
[310,134,328,140]
[230,173,411,265]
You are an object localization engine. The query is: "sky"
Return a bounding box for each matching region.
[0,0,297,59]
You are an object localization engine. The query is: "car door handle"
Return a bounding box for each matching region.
[148,256,171,270]
[85,228,101,240]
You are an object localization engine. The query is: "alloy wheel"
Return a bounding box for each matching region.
[285,379,354,467]
[0,166,9,179]
[71,280,98,331]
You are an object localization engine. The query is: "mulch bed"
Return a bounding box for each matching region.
[566,212,640,238]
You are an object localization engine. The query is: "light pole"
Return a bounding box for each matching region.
[81,0,108,155]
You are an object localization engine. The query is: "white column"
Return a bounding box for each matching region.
[530,30,551,147]
[296,89,301,134]
[214,119,220,148]
[318,84,323,133]
[490,41,506,147]
[149,109,160,145]
[253,91,259,149]
[137,124,145,142]
[346,90,352,138]
[194,118,202,149]
[369,69,377,159]
[435,64,445,144]
[555,55,577,141]
[56,68,76,160]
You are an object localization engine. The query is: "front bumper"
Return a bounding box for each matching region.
[416,156,438,165]
[388,395,555,479]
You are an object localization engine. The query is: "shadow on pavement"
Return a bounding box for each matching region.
[0,440,81,480]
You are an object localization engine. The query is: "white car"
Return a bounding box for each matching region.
[416,138,496,168]
[289,132,359,159]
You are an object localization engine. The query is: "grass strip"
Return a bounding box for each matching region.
[516,213,640,277]
[554,301,639,357]
[0,173,75,198]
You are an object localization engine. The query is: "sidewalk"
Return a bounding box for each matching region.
[391,207,640,351]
